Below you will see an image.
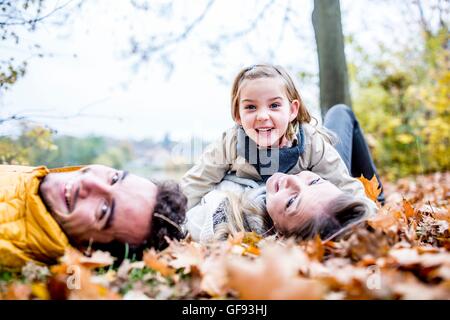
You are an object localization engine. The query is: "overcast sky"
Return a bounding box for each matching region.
[0,0,412,141]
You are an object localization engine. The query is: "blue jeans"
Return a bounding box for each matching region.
[323,104,385,204]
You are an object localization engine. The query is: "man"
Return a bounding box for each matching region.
[0,164,187,270]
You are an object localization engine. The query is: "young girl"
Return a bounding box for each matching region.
[181,64,377,214]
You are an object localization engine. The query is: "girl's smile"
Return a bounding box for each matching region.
[237,77,299,148]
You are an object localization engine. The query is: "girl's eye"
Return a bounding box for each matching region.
[309,178,321,185]
[286,195,297,209]
[244,105,256,110]
[270,103,280,109]
[111,172,120,185]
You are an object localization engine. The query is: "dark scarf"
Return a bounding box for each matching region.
[236,126,306,182]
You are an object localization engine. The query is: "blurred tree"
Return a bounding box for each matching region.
[93,142,133,169]
[1,130,136,169]
[312,0,352,115]
[349,0,449,179]
[0,122,56,165]
[44,135,107,167]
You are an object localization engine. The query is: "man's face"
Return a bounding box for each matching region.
[39,164,157,245]
[266,171,343,235]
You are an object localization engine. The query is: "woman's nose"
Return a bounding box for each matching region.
[283,176,301,192]
[279,175,290,189]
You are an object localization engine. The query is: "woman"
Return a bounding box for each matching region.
[265,104,384,240]
[184,104,384,242]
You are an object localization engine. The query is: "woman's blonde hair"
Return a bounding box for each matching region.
[231,64,312,141]
[213,190,273,241]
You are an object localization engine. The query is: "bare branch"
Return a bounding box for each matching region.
[0,114,26,124]
[0,98,123,125]
[415,0,432,38]
[214,0,276,44]
[269,0,291,61]
[437,0,449,31]
[0,0,78,27]
[130,0,216,62]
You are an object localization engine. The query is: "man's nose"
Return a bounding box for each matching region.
[78,176,110,198]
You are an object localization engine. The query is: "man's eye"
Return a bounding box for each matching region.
[99,203,109,220]
[309,178,321,185]
[286,195,296,209]
[111,172,119,185]
[80,167,90,174]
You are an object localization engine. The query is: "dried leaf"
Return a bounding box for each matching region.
[304,235,325,261]
[368,212,398,232]
[79,251,115,269]
[67,267,120,300]
[389,248,450,268]
[21,262,50,282]
[358,174,381,202]
[31,282,50,300]
[49,248,120,300]
[227,232,262,256]
[226,242,326,299]
[47,274,70,300]
[143,249,175,277]
[122,290,151,300]
[403,199,416,219]
[168,242,204,274]
[200,255,228,297]
[5,283,32,300]
[393,281,449,299]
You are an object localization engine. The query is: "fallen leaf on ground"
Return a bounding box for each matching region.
[143,249,175,277]
[358,174,382,202]
[226,242,326,299]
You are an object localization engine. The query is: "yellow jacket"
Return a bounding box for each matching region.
[0,165,78,270]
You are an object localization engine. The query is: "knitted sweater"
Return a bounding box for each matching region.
[184,174,265,243]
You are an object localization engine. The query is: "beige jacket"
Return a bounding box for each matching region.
[181,124,376,212]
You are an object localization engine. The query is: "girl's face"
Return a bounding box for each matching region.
[237,77,299,147]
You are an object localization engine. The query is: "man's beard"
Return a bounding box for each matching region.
[39,177,76,240]
[38,176,59,221]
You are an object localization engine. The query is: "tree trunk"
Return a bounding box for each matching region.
[312,0,352,116]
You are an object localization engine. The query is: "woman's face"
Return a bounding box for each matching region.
[266,171,343,235]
